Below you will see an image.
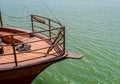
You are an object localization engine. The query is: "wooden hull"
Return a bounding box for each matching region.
[0,14,67,84]
[0,57,65,84]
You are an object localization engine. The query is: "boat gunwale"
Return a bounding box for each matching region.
[0,52,68,72]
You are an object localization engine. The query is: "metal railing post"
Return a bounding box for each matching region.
[63,27,65,54]
[11,35,18,67]
[0,10,3,27]
[48,19,51,40]
[31,15,34,32]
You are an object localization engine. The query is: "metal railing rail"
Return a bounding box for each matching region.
[0,10,3,27]
[0,14,65,67]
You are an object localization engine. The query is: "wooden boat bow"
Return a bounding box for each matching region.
[0,11,83,84]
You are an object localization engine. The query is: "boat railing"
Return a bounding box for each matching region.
[0,13,65,67]
[0,11,3,27]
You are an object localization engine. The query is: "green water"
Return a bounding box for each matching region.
[0,0,120,84]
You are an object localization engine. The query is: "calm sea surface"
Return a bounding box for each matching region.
[0,0,120,84]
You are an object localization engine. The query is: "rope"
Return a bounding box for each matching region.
[4,23,30,29]
[16,44,31,52]
[4,18,31,23]
[2,12,30,19]
[41,0,62,25]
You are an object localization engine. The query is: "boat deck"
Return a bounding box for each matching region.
[0,29,65,70]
